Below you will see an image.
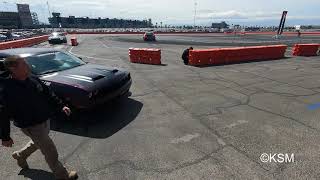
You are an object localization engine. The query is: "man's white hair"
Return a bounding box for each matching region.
[4,55,24,69]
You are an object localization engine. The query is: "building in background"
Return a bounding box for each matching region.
[17,4,33,28]
[211,21,229,29]
[31,12,39,26]
[0,3,39,29]
[48,12,153,28]
[148,18,152,27]
[0,12,20,28]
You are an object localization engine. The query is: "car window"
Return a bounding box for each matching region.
[26,52,86,75]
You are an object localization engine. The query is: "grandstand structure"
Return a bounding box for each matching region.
[48,12,153,28]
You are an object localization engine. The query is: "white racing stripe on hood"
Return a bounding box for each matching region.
[42,73,58,79]
[68,75,93,80]
[64,75,93,83]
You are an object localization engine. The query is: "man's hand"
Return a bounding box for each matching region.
[62,106,72,116]
[2,138,14,147]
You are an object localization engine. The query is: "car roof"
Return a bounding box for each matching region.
[0,48,60,58]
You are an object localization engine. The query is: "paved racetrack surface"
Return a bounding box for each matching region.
[1,33,320,180]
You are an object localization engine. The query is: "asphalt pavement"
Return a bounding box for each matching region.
[1,34,320,180]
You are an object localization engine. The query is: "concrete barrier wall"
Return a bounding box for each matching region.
[189,45,288,66]
[0,35,49,50]
[293,44,320,56]
[129,48,161,65]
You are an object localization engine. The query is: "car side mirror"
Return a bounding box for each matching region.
[78,56,83,60]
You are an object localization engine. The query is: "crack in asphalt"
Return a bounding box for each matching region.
[62,138,91,163]
[130,90,160,97]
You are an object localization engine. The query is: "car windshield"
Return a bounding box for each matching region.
[26,52,86,75]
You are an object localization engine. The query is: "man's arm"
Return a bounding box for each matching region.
[0,84,11,141]
[0,106,11,141]
[33,76,66,112]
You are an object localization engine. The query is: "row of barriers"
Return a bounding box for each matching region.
[129,48,161,65]
[188,45,287,66]
[128,44,319,66]
[0,35,49,50]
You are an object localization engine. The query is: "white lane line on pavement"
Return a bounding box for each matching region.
[170,133,201,144]
[226,120,249,129]
[98,39,129,50]
[217,138,227,146]
[68,46,119,62]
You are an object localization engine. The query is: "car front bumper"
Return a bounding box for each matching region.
[96,78,132,104]
[48,38,65,43]
[144,38,155,41]
[75,78,132,109]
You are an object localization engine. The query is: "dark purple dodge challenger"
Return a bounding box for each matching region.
[0,48,132,109]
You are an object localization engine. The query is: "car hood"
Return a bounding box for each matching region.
[40,64,122,90]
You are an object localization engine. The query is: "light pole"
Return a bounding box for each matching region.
[194,0,197,29]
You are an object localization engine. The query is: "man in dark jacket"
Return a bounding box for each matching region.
[181,47,193,65]
[0,55,78,180]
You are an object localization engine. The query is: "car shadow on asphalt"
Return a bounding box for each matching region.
[50,97,143,139]
[19,169,55,180]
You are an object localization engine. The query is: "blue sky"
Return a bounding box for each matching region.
[1,0,319,26]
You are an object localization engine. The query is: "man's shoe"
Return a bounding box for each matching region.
[12,152,29,169]
[57,171,78,180]
[68,171,78,180]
